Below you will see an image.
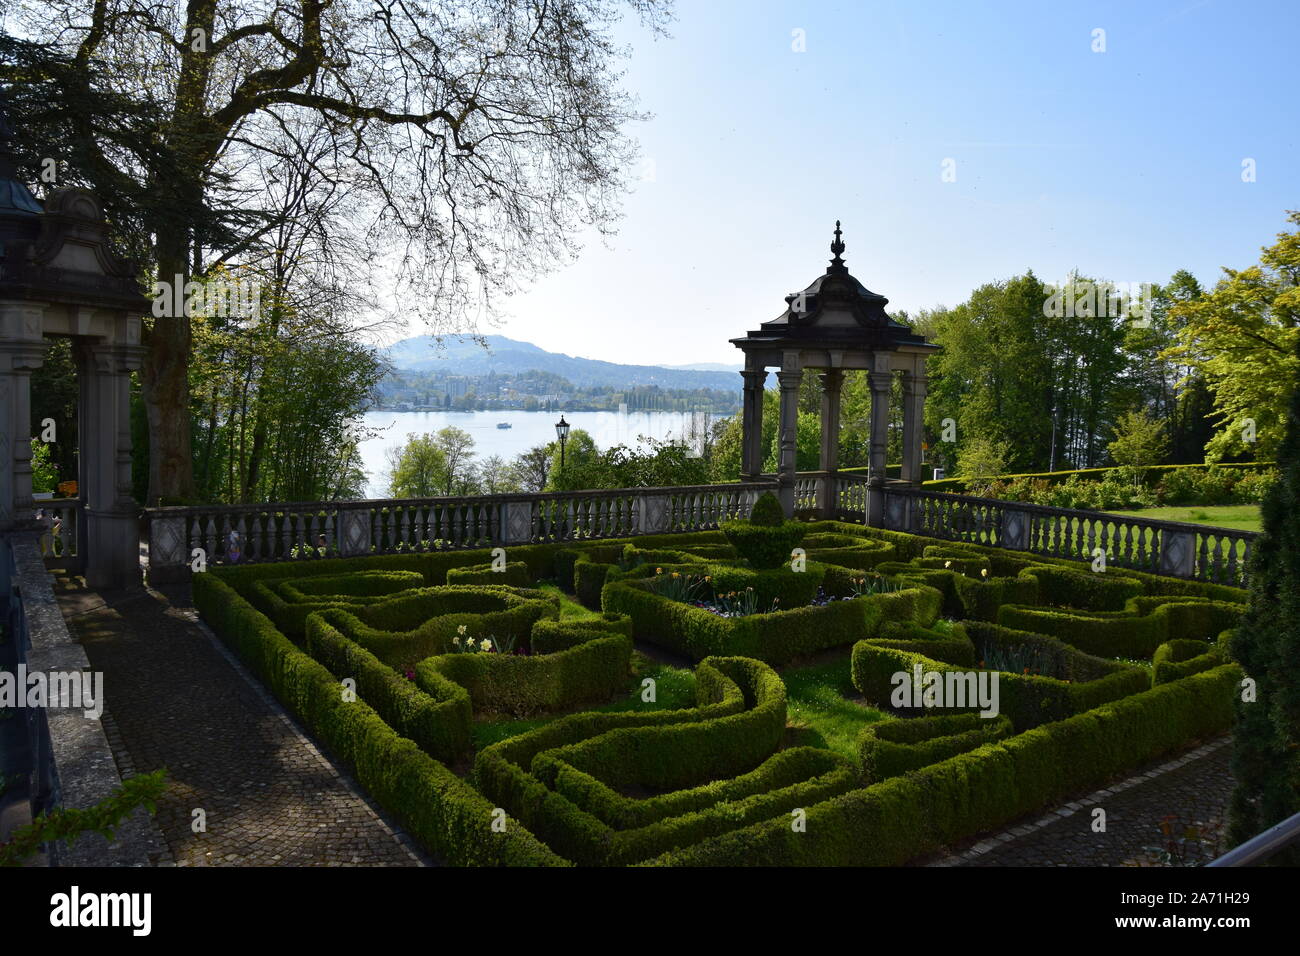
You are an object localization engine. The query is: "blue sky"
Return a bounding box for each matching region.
[442,0,1299,366]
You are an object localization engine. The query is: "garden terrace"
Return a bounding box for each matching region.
[190,520,1248,866]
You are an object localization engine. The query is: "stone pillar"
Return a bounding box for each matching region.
[900,370,928,484]
[0,303,47,531]
[76,341,144,589]
[739,365,767,478]
[818,368,843,518]
[776,357,802,518]
[866,359,893,527]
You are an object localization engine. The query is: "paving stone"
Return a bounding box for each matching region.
[963,739,1233,867]
[56,578,424,867]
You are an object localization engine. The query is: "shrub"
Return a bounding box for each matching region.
[1018,566,1143,610]
[327,586,558,670]
[749,492,786,526]
[864,620,976,666]
[851,633,1148,730]
[647,664,1241,866]
[859,712,1014,783]
[446,561,532,587]
[601,577,880,664]
[1152,638,1223,686]
[305,609,472,762]
[192,572,566,866]
[475,656,810,865]
[420,617,633,717]
[995,598,1243,660]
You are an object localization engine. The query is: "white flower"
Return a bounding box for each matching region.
[457,624,468,636]
[981,568,990,578]
[467,638,477,648]
[944,561,952,569]
[452,636,461,646]
[481,639,493,652]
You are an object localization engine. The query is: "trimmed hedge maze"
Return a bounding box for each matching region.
[194,520,1247,866]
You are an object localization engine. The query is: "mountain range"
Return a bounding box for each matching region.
[383,335,743,391]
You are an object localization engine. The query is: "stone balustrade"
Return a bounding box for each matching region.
[141,473,1259,587]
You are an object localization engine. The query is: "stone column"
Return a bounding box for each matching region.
[776,356,802,518]
[739,365,767,478]
[76,341,144,589]
[866,358,893,527]
[0,302,47,531]
[900,370,928,484]
[818,368,843,518]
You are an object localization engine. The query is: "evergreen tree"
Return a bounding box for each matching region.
[1228,348,1300,861]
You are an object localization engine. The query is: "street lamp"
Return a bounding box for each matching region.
[555,415,570,470]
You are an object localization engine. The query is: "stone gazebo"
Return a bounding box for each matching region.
[0,149,149,588]
[731,223,938,526]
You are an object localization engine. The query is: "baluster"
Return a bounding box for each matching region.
[1211,535,1225,583]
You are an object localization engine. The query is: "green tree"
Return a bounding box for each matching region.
[29,440,59,494]
[385,434,446,498]
[956,433,1007,494]
[511,444,555,492]
[1108,409,1169,469]
[1165,212,1300,462]
[1228,351,1300,862]
[2,1,668,501]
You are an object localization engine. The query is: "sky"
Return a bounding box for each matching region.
[402,0,1300,367]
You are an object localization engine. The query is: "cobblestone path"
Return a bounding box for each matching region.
[56,580,424,867]
[923,736,1234,867]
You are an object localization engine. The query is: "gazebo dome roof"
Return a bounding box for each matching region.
[731,222,935,352]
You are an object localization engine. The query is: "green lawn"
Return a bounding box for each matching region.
[780,651,886,764]
[1104,504,1262,534]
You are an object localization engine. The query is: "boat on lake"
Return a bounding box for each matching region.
[496,422,512,429]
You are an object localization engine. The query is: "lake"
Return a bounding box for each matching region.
[357,408,724,497]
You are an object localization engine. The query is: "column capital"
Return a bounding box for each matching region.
[776,369,803,388]
[869,370,893,391]
[903,373,929,396]
[740,368,768,385]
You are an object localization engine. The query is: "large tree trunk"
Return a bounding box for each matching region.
[141,234,195,504]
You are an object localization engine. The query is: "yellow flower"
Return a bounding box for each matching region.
[656,567,663,574]
[672,572,680,578]
[705,575,712,582]
[944,560,952,569]
[981,568,990,578]
[457,624,468,636]
[467,638,477,648]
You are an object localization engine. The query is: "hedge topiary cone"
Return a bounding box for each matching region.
[749,491,786,526]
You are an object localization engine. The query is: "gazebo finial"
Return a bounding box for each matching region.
[829,220,846,273]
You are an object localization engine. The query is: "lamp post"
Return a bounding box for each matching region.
[555,415,570,470]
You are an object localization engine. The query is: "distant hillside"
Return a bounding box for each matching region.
[384,335,741,392]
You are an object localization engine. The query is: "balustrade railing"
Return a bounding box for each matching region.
[141,474,1259,586]
[142,481,778,582]
[893,488,1257,586]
